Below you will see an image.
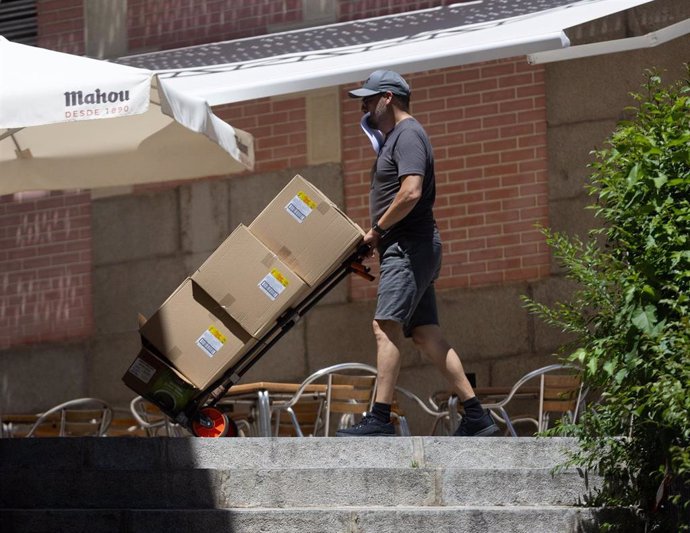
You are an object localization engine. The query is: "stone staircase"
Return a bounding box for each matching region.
[0,437,605,532]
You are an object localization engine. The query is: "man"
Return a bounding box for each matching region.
[336,69,499,437]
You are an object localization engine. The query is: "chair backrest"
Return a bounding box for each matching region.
[273,394,324,437]
[106,408,147,437]
[324,372,377,436]
[130,396,185,437]
[270,362,378,437]
[538,372,584,431]
[25,398,113,437]
[481,363,585,437]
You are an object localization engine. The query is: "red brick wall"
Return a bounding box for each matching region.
[126,0,460,53]
[5,2,91,348]
[131,96,308,195]
[344,59,550,300]
[338,0,453,20]
[127,0,304,52]
[0,192,93,350]
[36,0,85,54]
[3,1,549,347]
[216,97,308,173]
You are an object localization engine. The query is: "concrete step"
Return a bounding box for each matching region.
[3,466,589,508]
[0,436,614,533]
[1,506,609,533]
[1,436,582,470]
[0,437,593,509]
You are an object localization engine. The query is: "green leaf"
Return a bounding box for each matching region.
[614,368,628,384]
[641,284,657,299]
[603,360,616,376]
[653,174,668,188]
[626,163,641,186]
[571,347,587,364]
[631,305,657,333]
[587,357,598,375]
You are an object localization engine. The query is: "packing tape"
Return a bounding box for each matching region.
[219,294,236,308]
[278,245,292,259]
[317,201,330,214]
[169,346,182,359]
[261,253,274,268]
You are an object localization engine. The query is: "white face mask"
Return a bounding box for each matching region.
[360,112,385,154]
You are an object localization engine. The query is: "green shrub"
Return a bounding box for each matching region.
[523,69,690,531]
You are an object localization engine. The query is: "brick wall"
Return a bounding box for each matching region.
[3,1,549,346]
[4,2,91,349]
[127,0,303,52]
[37,0,85,54]
[344,59,550,300]
[338,0,452,20]
[125,0,458,53]
[216,97,308,173]
[0,192,93,350]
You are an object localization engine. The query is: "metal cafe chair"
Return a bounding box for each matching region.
[272,394,326,437]
[324,369,447,436]
[394,385,451,436]
[130,396,188,437]
[270,362,450,436]
[25,397,113,437]
[270,363,379,437]
[482,364,586,437]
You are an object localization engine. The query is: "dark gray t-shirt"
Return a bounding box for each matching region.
[370,117,436,242]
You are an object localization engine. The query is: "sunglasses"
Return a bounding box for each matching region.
[362,92,389,106]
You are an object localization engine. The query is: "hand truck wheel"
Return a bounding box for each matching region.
[191,406,238,438]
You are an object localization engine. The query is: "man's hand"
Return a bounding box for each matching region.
[363,228,380,257]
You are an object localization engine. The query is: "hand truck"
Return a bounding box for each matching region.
[145,243,374,437]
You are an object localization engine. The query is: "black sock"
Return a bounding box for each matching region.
[463,396,484,419]
[370,402,391,423]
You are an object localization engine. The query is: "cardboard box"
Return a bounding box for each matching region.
[139,277,259,390]
[249,175,365,286]
[191,224,310,337]
[122,346,200,417]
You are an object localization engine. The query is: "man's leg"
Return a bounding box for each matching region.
[412,324,499,437]
[372,318,404,404]
[410,324,474,401]
[334,318,401,437]
[336,238,411,437]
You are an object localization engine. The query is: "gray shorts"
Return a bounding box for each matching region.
[375,228,442,337]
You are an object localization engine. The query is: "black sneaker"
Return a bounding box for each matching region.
[454,410,500,437]
[335,414,396,437]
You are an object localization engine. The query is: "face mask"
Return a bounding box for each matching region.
[360,112,385,154]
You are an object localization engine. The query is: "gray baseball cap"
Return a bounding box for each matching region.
[348,69,411,98]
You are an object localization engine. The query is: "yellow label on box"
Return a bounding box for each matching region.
[270,268,289,288]
[208,325,227,344]
[297,191,316,209]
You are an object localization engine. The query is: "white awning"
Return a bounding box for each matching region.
[529,16,690,64]
[0,36,254,195]
[118,0,653,106]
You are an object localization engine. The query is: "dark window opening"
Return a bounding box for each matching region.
[0,0,38,45]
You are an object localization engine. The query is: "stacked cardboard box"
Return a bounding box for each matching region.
[123,174,364,408]
[191,224,310,338]
[250,175,365,287]
[122,346,200,417]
